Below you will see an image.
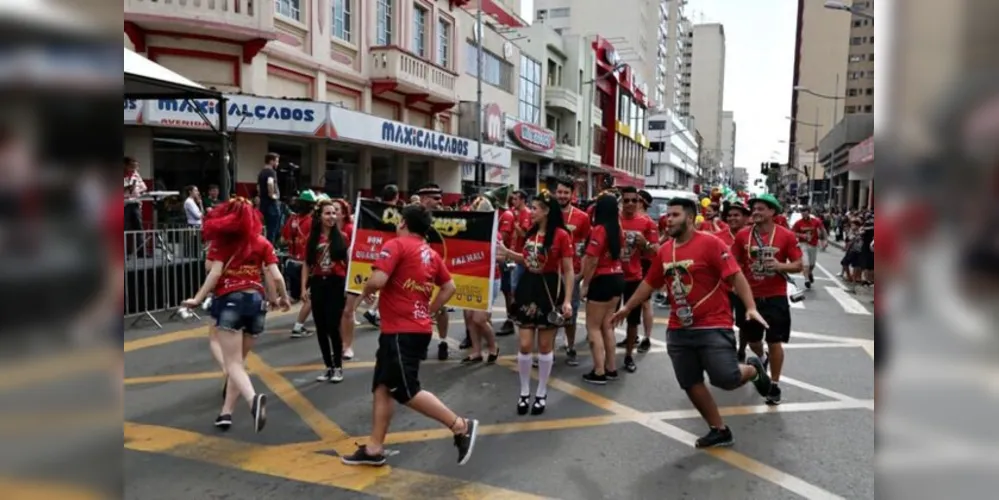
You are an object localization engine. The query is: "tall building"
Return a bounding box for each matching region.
[688,23,726,171]
[678,17,693,117]
[533,0,657,105]
[844,1,875,115]
[659,0,691,114]
[646,110,699,190]
[721,111,736,173]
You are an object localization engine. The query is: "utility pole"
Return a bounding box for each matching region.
[474,6,485,188]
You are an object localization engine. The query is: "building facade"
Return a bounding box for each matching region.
[645,110,698,190]
[659,0,690,114]
[721,110,736,174]
[687,23,726,167]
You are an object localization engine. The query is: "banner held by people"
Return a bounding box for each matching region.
[346,199,498,312]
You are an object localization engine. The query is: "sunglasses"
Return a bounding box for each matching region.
[622,198,640,204]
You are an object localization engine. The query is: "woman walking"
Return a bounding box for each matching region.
[461,196,501,365]
[302,199,350,383]
[580,195,626,385]
[500,190,575,416]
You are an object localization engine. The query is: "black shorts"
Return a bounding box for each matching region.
[623,280,645,327]
[859,250,875,271]
[372,333,432,405]
[588,274,625,302]
[730,292,746,331]
[740,295,792,344]
[513,272,565,329]
[667,328,744,391]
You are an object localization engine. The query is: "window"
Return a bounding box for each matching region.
[519,55,542,124]
[849,54,864,63]
[866,87,874,95]
[536,9,547,21]
[437,18,451,67]
[847,88,859,97]
[465,41,513,91]
[850,36,864,46]
[853,20,863,27]
[376,0,393,45]
[277,0,301,21]
[849,71,864,80]
[864,105,873,113]
[549,7,570,18]
[649,120,666,131]
[866,70,874,78]
[413,5,428,57]
[332,0,352,43]
[868,53,874,62]
[548,60,558,86]
[845,105,857,114]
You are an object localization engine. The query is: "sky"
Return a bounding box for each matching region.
[520,0,799,184]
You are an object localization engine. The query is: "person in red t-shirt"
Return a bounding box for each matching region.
[184,198,291,433]
[497,205,517,335]
[508,190,534,293]
[790,206,827,288]
[698,202,734,247]
[636,190,660,353]
[611,197,772,449]
[724,201,753,361]
[335,197,369,361]
[617,186,660,373]
[342,205,480,468]
[282,191,317,338]
[300,199,351,384]
[555,178,592,367]
[732,194,804,406]
[499,190,575,417]
[579,194,626,384]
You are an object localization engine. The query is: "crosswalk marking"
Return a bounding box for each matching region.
[826,286,872,315]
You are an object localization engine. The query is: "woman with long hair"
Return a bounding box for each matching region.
[184,197,291,432]
[301,199,350,383]
[579,194,626,384]
[460,196,501,365]
[500,190,575,416]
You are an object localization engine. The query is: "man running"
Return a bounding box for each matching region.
[555,177,591,366]
[612,197,772,448]
[618,187,659,373]
[343,204,480,467]
[732,194,804,406]
[791,206,827,289]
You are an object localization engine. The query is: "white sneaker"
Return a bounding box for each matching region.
[344,348,355,360]
[331,368,344,383]
[317,369,333,382]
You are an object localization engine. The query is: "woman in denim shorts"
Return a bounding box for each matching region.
[184,198,292,433]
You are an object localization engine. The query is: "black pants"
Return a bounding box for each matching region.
[125,203,144,255]
[310,275,347,369]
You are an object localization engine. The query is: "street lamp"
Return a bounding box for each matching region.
[824,1,874,20]
[583,60,627,198]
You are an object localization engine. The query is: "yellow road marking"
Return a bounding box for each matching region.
[245,353,351,446]
[0,348,115,392]
[0,477,104,500]
[124,422,546,499]
[496,359,846,500]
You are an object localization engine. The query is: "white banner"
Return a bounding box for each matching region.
[143,95,328,136]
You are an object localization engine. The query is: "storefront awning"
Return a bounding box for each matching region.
[124,48,220,100]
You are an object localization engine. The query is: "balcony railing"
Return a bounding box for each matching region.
[545,87,579,113]
[554,143,578,161]
[370,46,457,102]
[125,0,273,35]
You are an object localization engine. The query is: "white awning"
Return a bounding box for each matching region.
[124,48,220,99]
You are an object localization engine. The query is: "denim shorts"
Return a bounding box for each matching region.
[211,290,267,336]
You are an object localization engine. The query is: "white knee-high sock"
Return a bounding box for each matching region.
[536,352,555,398]
[517,352,533,397]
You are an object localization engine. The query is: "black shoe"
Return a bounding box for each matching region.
[767,384,783,406]
[624,356,638,373]
[214,414,232,431]
[530,396,547,416]
[582,371,608,385]
[517,396,530,416]
[453,418,480,466]
[290,327,314,339]
[438,342,449,361]
[486,349,500,364]
[746,357,772,398]
[637,338,652,353]
[363,311,380,328]
[496,320,515,337]
[341,444,387,467]
[316,368,334,382]
[251,394,267,433]
[805,281,813,290]
[695,427,734,449]
[606,370,619,381]
[566,348,579,367]
[459,334,472,350]
[460,356,483,365]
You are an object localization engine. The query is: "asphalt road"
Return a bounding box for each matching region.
[123,246,874,500]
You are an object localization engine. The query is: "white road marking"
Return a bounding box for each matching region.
[826,286,872,315]
[815,262,848,290]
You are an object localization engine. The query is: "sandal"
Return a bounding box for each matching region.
[487,349,500,364]
[461,356,484,365]
[531,396,547,416]
[517,396,530,416]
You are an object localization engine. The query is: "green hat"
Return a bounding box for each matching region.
[315,193,331,202]
[298,190,317,203]
[748,193,783,213]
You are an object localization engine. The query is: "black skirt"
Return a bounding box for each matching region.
[514,271,565,329]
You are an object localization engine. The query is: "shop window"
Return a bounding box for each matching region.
[371,153,398,196]
[325,146,362,199]
[407,160,431,192]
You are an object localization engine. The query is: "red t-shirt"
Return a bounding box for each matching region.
[281,214,312,261]
[207,235,279,297]
[732,225,803,299]
[645,232,741,330]
[373,235,453,334]
[585,225,624,276]
[698,219,734,247]
[792,217,825,246]
[658,215,670,238]
[511,207,533,252]
[775,214,790,229]
[620,214,658,281]
[498,209,515,247]
[522,228,573,274]
[563,206,592,274]
[310,230,351,277]
[343,222,354,239]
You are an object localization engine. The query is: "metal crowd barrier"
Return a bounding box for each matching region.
[123,227,207,329]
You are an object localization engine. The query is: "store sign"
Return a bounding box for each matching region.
[483,103,503,144]
[328,106,511,167]
[505,117,555,155]
[143,95,327,136]
[461,163,512,184]
[124,99,141,124]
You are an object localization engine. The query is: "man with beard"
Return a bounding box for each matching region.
[725,201,752,361]
[554,177,591,366]
[612,197,771,448]
[732,194,803,405]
